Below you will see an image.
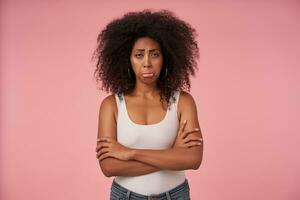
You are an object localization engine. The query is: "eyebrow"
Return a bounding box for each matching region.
[134,49,160,52]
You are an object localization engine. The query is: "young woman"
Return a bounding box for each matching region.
[93,9,204,200]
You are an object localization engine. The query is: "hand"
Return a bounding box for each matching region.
[172,119,203,148]
[95,137,134,161]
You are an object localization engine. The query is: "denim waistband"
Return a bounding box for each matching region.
[110,178,190,200]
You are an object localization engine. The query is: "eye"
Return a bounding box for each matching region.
[152,53,160,57]
[135,53,143,58]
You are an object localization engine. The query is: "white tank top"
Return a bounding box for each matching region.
[113,90,186,195]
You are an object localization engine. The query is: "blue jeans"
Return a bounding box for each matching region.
[110,178,191,200]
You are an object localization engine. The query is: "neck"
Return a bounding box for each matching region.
[131,81,160,97]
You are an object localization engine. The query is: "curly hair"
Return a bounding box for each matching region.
[92,9,199,108]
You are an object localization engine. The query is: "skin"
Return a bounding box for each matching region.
[96,37,204,177]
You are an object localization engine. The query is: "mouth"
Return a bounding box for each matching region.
[142,73,154,78]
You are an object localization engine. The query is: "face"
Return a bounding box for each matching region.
[130,37,163,84]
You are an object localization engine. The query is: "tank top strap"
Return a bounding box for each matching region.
[114,93,121,109]
[169,90,181,111]
[174,90,181,106]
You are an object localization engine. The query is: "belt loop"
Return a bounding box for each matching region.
[166,191,171,200]
[126,190,131,200]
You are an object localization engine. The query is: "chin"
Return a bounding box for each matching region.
[140,77,158,84]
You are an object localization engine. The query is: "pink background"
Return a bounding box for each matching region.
[1,1,300,200]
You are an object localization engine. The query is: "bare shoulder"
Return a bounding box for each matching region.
[178,90,197,110]
[177,90,199,126]
[179,90,194,100]
[99,94,119,124]
[97,94,118,141]
[101,94,116,106]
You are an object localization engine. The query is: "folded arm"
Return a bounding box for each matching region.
[99,158,160,177]
[131,146,201,170]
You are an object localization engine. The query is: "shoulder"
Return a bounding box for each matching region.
[100,94,117,107]
[177,90,198,119]
[99,94,118,118]
[178,90,196,106]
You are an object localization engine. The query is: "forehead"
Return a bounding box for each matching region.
[132,37,161,50]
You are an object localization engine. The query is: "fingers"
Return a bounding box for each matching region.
[95,137,113,160]
[95,142,110,152]
[183,134,203,149]
[185,141,202,148]
[99,152,110,161]
[97,137,112,143]
[181,127,200,139]
[183,135,203,144]
[96,147,109,159]
[95,137,112,152]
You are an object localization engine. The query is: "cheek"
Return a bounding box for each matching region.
[130,56,141,68]
[131,60,139,66]
[154,57,163,66]
[154,60,163,70]
[130,57,138,72]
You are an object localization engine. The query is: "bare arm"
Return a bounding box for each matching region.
[130,91,204,170]
[97,95,162,177]
[131,147,199,170]
[99,159,160,177]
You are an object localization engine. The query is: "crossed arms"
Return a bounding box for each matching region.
[96,92,203,177]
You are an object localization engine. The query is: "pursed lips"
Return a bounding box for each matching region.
[142,72,154,77]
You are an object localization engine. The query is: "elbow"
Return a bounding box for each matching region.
[192,161,201,170]
[101,167,113,177]
[99,159,114,177]
[191,157,203,170]
[191,146,203,170]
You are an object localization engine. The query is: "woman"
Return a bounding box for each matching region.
[93,9,204,200]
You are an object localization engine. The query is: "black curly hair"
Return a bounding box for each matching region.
[92,9,199,108]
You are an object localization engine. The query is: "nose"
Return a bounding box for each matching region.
[143,54,151,68]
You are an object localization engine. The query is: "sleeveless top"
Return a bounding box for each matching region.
[113,90,186,195]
